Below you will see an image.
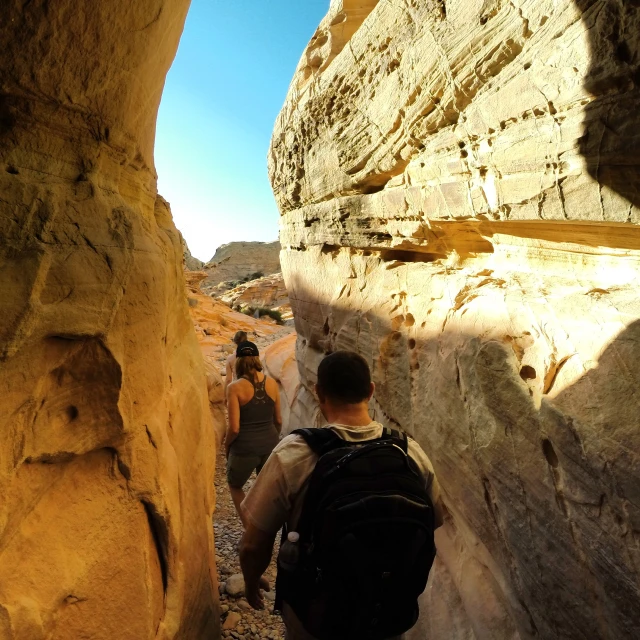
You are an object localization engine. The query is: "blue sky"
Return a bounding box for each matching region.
[155,0,328,262]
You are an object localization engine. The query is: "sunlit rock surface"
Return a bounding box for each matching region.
[220,272,292,320]
[220,272,288,310]
[182,234,205,271]
[0,2,219,638]
[271,0,640,638]
[263,333,302,435]
[202,241,281,292]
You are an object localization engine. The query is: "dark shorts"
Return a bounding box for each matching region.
[226,451,271,488]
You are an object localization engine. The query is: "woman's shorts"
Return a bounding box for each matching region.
[226,451,271,488]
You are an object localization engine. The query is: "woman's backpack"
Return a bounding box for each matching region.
[275,427,436,640]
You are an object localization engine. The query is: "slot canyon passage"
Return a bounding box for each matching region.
[0,1,639,640]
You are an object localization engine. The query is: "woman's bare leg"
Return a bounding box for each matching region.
[229,485,248,528]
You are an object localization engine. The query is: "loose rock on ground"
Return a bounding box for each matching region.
[214,450,285,640]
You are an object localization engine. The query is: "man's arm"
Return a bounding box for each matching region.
[239,522,277,609]
[239,441,302,610]
[225,384,240,455]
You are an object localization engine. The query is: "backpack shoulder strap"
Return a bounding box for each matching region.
[380,426,409,453]
[291,427,347,456]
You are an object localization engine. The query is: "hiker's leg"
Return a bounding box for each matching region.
[226,453,259,528]
[229,485,247,527]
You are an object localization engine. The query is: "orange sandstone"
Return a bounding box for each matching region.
[0,1,219,638]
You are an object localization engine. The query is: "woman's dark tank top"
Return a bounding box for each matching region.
[231,375,279,456]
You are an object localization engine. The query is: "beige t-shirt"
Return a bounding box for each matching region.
[241,421,444,535]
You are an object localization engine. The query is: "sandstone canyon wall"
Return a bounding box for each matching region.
[262,334,302,437]
[0,2,219,639]
[182,235,205,271]
[271,1,640,638]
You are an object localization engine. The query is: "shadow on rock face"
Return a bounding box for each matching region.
[539,319,640,640]
[577,0,640,211]
[286,269,640,640]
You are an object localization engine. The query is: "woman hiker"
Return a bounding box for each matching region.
[225,340,282,527]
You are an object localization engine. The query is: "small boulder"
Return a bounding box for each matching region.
[225,573,245,597]
[222,611,242,630]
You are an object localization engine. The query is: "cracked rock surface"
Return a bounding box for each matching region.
[271,1,640,638]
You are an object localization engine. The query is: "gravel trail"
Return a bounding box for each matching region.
[214,450,285,640]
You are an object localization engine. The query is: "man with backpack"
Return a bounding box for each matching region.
[239,350,444,640]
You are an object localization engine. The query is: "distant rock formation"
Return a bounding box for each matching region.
[219,272,291,320]
[202,241,281,292]
[181,233,205,271]
[0,2,219,638]
[185,271,283,356]
[271,1,640,639]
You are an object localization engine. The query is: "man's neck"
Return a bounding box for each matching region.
[322,403,373,427]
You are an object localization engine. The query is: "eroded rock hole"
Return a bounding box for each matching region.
[361,183,386,195]
[28,337,124,459]
[519,365,537,380]
[616,41,631,64]
[321,243,340,255]
[380,249,442,263]
[542,438,559,469]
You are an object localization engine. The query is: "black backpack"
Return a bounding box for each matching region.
[275,426,436,640]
